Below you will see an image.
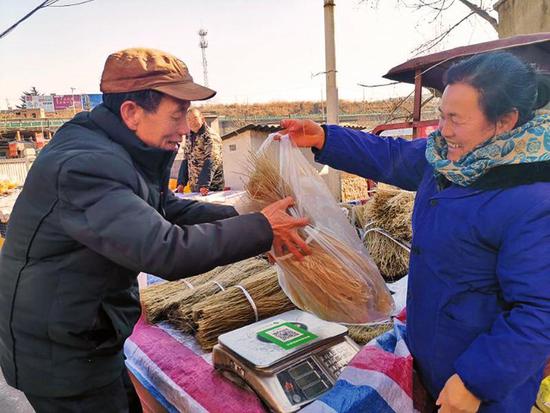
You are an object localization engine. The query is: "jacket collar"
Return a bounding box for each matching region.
[471,160,550,190]
[89,104,176,180]
[432,160,550,199]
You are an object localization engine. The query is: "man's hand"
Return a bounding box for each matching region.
[276,119,325,150]
[261,196,311,261]
[199,187,209,196]
[175,184,185,193]
[436,374,481,413]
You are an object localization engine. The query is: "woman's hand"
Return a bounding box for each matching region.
[436,374,481,413]
[261,196,311,260]
[277,119,325,149]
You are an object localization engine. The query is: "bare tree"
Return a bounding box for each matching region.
[361,0,498,55]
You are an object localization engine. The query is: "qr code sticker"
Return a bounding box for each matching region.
[267,326,302,342]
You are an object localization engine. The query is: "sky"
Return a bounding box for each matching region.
[0,0,498,109]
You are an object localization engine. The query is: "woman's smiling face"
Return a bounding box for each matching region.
[438,82,498,162]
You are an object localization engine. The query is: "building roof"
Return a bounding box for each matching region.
[383,33,550,92]
[221,123,367,140]
[222,124,281,140]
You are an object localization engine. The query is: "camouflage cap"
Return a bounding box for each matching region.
[100,48,216,101]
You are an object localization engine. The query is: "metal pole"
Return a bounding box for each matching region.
[323,0,341,200]
[70,87,76,116]
[199,29,209,87]
[324,0,338,125]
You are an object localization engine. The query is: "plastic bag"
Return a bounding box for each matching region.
[247,134,394,324]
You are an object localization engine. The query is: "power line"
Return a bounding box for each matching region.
[0,0,95,40]
[49,0,96,7]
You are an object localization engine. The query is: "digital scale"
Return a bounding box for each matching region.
[212,310,360,413]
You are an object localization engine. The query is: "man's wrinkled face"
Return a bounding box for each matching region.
[187,109,204,133]
[134,96,190,151]
[438,83,497,162]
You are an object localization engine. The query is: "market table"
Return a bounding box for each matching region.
[126,273,409,413]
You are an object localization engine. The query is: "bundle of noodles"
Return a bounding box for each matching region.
[141,265,228,324]
[276,227,394,324]
[347,322,393,345]
[360,185,415,281]
[243,149,394,324]
[192,267,296,351]
[168,257,270,333]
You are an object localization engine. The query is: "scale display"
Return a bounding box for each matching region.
[277,358,330,404]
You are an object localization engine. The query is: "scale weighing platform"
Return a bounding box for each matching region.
[212,310,360,412]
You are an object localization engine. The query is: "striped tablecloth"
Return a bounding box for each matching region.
[125,316,267,413]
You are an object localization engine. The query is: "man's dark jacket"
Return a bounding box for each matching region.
[0,104,272,397]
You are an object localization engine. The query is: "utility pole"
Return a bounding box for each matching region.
[70,87,76,115]
[323,0,341,200]
[198,29,209,87]
[323,0,338,125]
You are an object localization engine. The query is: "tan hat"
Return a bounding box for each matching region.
[100,48,216,101]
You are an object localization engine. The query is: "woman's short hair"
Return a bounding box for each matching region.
[444,51,549,127]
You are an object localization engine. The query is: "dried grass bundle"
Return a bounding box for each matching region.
[354,203,370,229]
[371,190,415,240]
[277,228,394,324]
[141,265,228,324]
[357,185,415,281]
[244,151,291,209]
[347,322,393,345]
[243,148,393,324]
[364,231,410,281]
[168,258,270,333]
[192,267,296,351]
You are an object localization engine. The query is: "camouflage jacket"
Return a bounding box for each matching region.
[179,125,224,191]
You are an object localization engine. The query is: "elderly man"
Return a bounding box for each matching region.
[0,48,309,413]
[177,107,224,196]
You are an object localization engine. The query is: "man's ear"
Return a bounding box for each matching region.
[496,109,519,135]
[120,101,143,131]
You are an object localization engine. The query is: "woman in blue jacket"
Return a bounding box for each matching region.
[279,52,550,413]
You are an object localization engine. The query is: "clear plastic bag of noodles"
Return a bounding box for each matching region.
[247,134,395,324]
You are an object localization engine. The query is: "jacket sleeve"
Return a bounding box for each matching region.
[313,125,429,191]
[454,200,550,402]
[164,190,238,226]
[196,133,213,188]
[57,153,273,280]
[177,159,189,186]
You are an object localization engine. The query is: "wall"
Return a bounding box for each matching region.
[494,0,550,37]
[0,108,45,119]
[223,128,337,193]
[222,132,252,190]
[0,159,33,185]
